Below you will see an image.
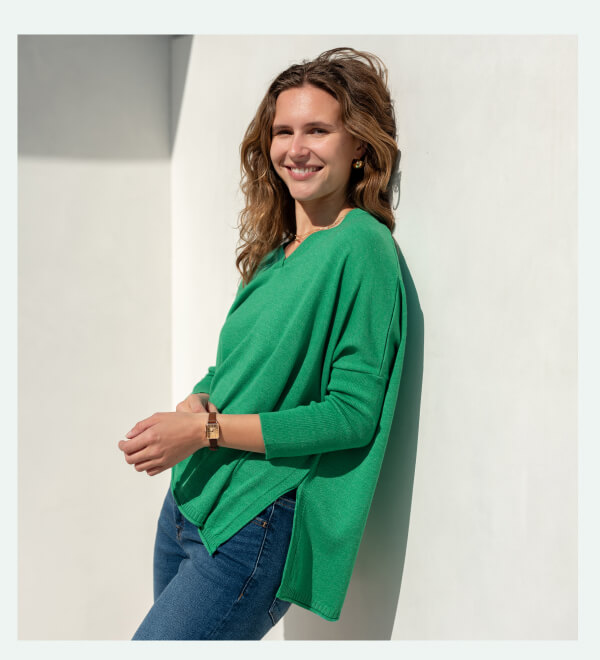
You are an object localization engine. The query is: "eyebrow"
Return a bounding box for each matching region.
[271,121,337,131]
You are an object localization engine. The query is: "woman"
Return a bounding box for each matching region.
[119,46,407,640]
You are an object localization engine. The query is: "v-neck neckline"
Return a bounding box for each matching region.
[279,208,362,265]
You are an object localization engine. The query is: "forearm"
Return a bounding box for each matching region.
[200,412,265,454]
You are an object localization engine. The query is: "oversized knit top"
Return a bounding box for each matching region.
[170,207,408,621]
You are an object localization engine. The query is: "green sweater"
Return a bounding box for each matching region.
[170,207,407,621]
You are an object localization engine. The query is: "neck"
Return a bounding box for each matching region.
[293,198,353,236]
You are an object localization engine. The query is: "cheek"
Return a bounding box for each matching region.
[270,142,282,166]
[327,142,353,172]
[330,155,353,179]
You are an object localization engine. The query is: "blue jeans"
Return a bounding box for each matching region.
[132,486,296,640]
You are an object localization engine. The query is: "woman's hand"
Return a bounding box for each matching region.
[175,392,219,414]
[119,396,220,476]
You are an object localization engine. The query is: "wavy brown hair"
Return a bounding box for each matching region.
[236,47,399,285]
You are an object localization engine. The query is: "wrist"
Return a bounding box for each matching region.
[196,412,210,450]
[204,411,221,451]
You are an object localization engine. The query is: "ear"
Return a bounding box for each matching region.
[354,140,367,159]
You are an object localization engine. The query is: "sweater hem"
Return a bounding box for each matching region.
[188,477,302,555]
[275,585,341,622]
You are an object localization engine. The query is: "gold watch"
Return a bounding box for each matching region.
[206,411,220,451]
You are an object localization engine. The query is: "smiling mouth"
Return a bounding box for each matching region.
[285,166,323,174]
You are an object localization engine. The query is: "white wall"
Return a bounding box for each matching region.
[18,34,577,640]
[378,35,577,640]
[172,35,577,640]
[18,36,172,640]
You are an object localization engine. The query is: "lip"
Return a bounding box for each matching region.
[284,165,323,181]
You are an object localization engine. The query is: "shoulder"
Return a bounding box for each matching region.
[339,209,400,278]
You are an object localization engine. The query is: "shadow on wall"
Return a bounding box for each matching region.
[284,248,424,640]
[18,35,193,159]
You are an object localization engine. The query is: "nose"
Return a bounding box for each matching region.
[289,132,310,159]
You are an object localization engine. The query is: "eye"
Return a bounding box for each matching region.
[272,127,328,136]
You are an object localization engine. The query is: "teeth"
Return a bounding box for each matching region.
[290,167,319,173]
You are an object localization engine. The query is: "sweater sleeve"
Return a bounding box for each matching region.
[192,366,216,395]
[259,250,401,460]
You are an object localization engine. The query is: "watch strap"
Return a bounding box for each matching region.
[206,410,219,451]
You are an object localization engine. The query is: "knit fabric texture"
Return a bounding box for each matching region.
[170,208,408,621]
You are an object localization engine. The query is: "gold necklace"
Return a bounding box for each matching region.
[291,208,353,243]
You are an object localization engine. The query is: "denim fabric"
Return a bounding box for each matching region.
[132,486,296,640]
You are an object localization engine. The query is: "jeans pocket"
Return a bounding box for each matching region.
[268,596,291,626]
[249,501,276,528]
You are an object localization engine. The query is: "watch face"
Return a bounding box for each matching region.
[206,423,219,440]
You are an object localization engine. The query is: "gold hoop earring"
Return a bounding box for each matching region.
[352,159,364,169]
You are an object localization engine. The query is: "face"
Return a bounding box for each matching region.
[269,84,365,210]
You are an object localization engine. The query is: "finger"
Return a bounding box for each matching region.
[126,442,161,465]
[146,467,164,476]
[125,413,160,439]
[207,401,220,414]
[188,394,207,413]
[131,454,162,471]
[175,401,190,413]
[134,459,159,472]
[119,433,153,458]
[118,438,138,454]
[119,438,143,456]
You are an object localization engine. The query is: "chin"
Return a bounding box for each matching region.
[289,194,321,204]
[285,186,323,201]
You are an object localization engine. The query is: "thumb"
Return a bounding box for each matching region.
[207,401,220,414]
[188,394,207,413]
